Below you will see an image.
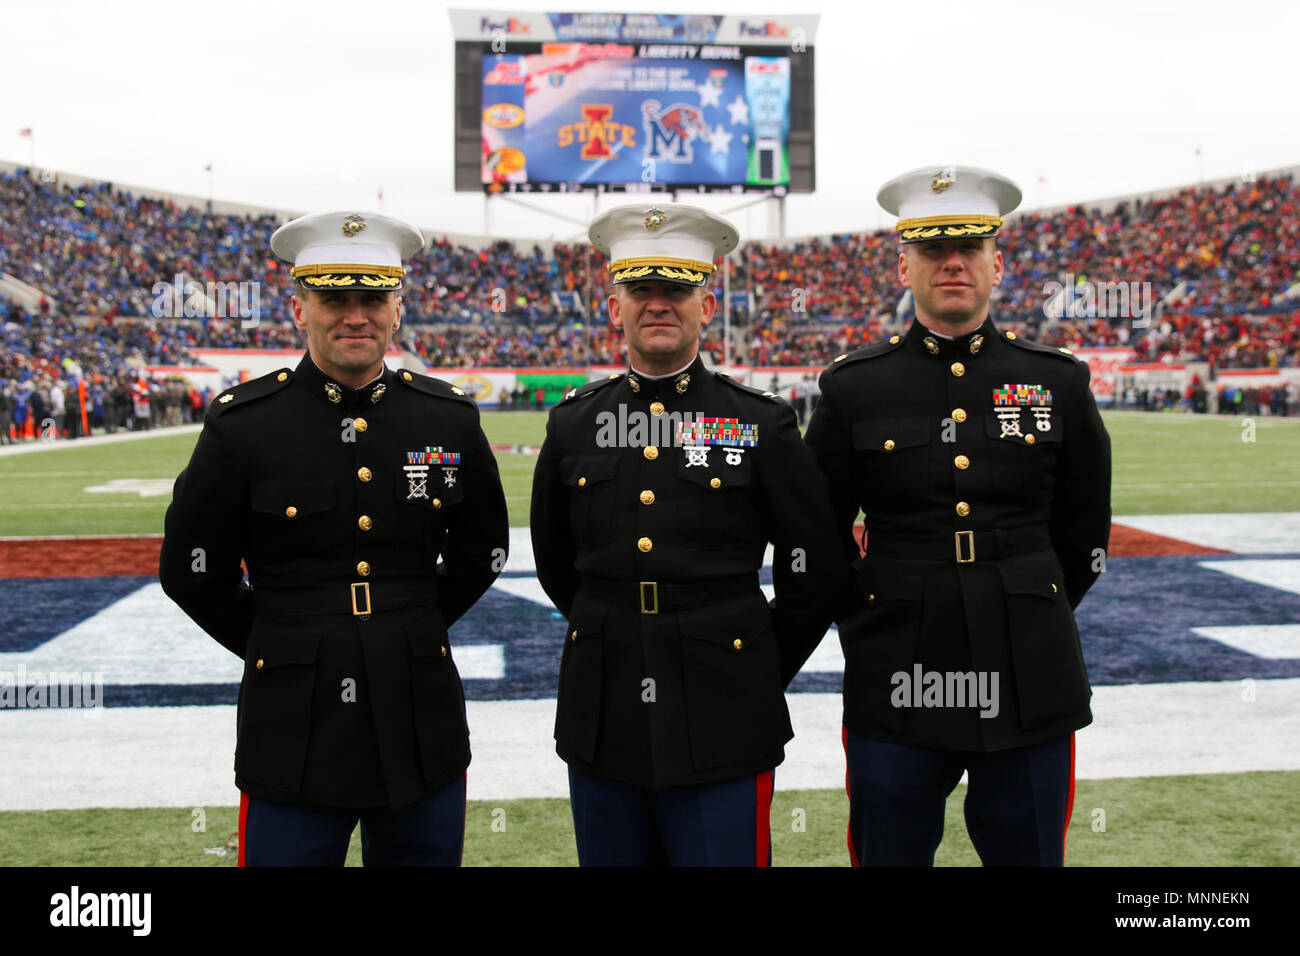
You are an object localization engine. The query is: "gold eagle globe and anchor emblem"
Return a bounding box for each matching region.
[930,171,955,194]
[644,208,667,231]
[342,214,367,237]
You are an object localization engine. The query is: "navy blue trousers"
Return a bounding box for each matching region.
[844,731,1075,866]
[239,774,466,867]
[568,766,774,866]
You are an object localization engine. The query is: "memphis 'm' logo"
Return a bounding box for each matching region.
[642,101,708,164]
[557,105,636,160]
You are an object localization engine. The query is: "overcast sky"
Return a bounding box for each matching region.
[3,0,1296,241]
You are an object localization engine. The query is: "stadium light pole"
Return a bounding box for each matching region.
[723,255,731,369]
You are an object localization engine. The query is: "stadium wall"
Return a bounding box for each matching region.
[153,351,1150,406]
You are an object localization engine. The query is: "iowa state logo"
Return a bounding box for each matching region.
[642,101,709,164]
[557,104,637,160]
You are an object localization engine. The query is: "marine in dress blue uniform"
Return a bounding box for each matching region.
[531,205,848,866]
[159,211,509,866]
[805,168,1112,866]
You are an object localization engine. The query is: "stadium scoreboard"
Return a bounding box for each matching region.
[451,10,818,195]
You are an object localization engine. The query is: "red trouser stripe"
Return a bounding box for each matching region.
[237,792,249,868]
[755,769,774,867]
[842,726,860,867]
[1062,731,1077,859]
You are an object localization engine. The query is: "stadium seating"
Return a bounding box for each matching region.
[1,166,1296,439]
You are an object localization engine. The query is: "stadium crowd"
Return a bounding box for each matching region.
[2,166,1298,439]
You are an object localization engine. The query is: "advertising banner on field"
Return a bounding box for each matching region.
[518,371,589,405]
[1074,347,1135,405]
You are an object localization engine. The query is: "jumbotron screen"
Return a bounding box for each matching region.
[451,10,818,195]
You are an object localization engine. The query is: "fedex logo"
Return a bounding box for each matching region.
[738,20,789,38]
[481,17,532,35]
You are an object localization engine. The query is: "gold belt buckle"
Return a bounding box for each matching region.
[351,581,372,619]
[639,581,659,615]
[955,531,976,564]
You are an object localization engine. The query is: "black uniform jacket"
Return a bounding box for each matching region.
[531,354,849,789]
[805,317,1111,751]
[159,356,508,808]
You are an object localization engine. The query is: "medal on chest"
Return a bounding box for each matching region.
[992,384,1053,437]
[404,446,461,500]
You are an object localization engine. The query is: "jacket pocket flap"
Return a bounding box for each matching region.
[984,410,1063,444]
[677,595,770,646]
[855,557,928,601]
[997,553,1062,599]
[566,596,609,640]
[395,471,465,509]
[250,481,334,517]
[248,628,320,668]
[406,612,451,658]
[851,418,930,452]
[561,454,620,489]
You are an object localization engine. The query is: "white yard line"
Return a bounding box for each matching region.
[2,679,1297,810]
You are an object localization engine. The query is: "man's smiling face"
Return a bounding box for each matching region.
[292,287,401,386]
[899,237,1004,334]
[608,279,715,375]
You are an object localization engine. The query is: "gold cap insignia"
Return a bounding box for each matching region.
[218,393,233,404]
[930,171,955,194]
[342,214,366,238]
[644,208,667,231]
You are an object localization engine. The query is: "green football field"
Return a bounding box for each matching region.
[1,409,1297,537]
[1,408,1298,866]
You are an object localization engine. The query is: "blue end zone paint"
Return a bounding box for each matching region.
[4,555,1299,707]
[791,554,1300,694]
[0,577,154,652]
[1073,554,1300,684]
[451,584,565,701]
[102,684,239,707]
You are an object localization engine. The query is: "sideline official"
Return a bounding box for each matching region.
[531,204,847,866]
[805,167,1111,866]
[160,211,508,866]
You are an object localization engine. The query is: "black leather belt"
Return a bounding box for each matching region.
[867,526,1052,564]
[579,574,759,614]
[251,579,436,618]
